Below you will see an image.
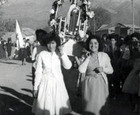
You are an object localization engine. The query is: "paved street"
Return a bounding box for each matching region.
[0,58,139,115]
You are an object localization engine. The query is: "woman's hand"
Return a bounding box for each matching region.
[58,45,64,56]
[94,66,103,73]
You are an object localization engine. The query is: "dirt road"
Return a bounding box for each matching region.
[0,58,138,115]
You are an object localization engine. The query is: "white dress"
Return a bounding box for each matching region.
[32,50,72,115]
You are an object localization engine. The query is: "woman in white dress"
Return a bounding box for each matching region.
[32,32,72,115]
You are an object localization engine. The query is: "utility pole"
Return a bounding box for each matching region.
[131,0,134,33]
[93,16,96,35]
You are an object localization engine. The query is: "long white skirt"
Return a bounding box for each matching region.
[32,74,71,115]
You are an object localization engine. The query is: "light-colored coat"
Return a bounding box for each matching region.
[78,52,113,84]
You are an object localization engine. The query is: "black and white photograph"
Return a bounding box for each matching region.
[0,0,140,115]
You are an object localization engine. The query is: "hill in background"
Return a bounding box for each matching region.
[0,0,140,30]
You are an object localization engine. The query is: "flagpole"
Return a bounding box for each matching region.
[94,16,96,35]
[131,0,134,33]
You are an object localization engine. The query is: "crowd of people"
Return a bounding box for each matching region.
[101,32,140,113]
[0,29,140,115]
[0,36,32,65]
[32,30,72,115]
[0,37,12,60]
[29,28,140,115]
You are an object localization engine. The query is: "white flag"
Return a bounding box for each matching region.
[15,20,25,50]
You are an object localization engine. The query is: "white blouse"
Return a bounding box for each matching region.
[34,50,72,90]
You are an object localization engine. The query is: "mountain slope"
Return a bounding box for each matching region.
[1,0,140,30]
[111,0,140,26]
[0,0,54,29]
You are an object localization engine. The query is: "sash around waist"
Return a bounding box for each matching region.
[86,71,102,78]
[85,72,108,84]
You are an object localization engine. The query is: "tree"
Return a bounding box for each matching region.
[3,19,15,32]
[88,7,111,33]
[0,17,15,38]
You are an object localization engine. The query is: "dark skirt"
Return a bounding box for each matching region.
[122,59,140,95]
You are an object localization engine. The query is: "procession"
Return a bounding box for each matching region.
[0,0,140,115]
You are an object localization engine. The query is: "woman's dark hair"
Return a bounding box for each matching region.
[86,30,93,37]
[107,34,118,41]
[102,34,107,38]
[7,38,12,43]
[35,29,47,46]
[131,32,140,41]
[85,34,103,51]
[124,35,131,45]
[45,31,61,47]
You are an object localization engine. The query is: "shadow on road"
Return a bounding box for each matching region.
[0,60,19,65]
[0,86,34,115]
[21,88,33,95]
[26,78,32,82]
[26,75,32,78]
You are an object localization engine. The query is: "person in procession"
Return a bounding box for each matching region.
[122,33,140,112]
[78,34,113,115]
[6,38,12,59]
[32,32,72,115]
[31,29,47,86]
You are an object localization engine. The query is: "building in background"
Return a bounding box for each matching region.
[2,28,35,45]
[96,24,115,37]
[96,23,140,38]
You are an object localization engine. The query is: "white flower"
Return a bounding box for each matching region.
[59,32,66,44]
[87,11,95,18]
[83,1,88,5]
[59,32,65,38]
[57,0,62,5]
[50,19,57,26]
[50,9,55,14]
[79,30,85,38]
[87,1,91,6]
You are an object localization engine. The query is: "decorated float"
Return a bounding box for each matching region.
[49,0,95,43]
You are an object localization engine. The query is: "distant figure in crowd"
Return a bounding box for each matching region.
[107,35,121,98]
[78,34,113,115]
[102,34,110,54]
[122,33,140,112]
[0,38,6,59]
[20,38,27,65]
[6,38,12,59]
[25,39,31,61]
[32,32,72,115]
[119,35,131,85]
[31,29,47,86]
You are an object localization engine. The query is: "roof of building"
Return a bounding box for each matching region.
[116,23,140,29]
[2,27,35,43]
[22,28,35,36]
[96,24,115,31]
[97,23,140,32]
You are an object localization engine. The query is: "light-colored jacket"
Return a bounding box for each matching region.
[78,52,113,84]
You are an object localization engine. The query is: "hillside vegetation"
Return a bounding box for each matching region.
[0,0,140,30]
